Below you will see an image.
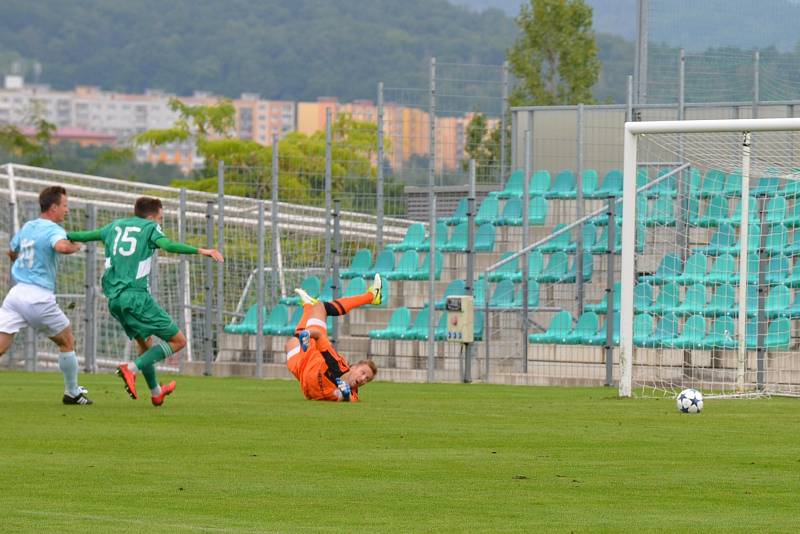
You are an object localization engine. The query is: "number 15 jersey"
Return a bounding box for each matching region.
[99,217,165,300]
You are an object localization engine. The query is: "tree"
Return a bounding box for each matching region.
[508,0,600,106]
[462,112,511,183]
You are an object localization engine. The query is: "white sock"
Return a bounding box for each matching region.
[151,385,162,397]
[127,362,139,373]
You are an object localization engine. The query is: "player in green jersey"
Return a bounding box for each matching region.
[68,197,223,406]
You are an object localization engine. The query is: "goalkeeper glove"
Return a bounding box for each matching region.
[298,330,310,352]
[335,377,351,401]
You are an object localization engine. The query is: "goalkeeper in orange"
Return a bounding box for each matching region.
[284,274,380,402]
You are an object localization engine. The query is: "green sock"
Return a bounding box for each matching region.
[134,341,173,370]
[140,364,158,390]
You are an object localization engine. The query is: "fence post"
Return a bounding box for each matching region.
[753,51,760,119]
[427,56,437,383]
[325,110,333,277]
[605,200,617,386]
[271,134,280,306]
[216,161,225,355]
[576,104,585,315]
[256,201,265,376]
[376,81,385,251]
[522,130,531,374]
[464,161,476,383]
[204,201,215,375]
[500,60,509,181]
[331,200,341,345]
[5,202,16,368]
[427,196,436,383]
[83,204,97,373]
[178,188,192,365]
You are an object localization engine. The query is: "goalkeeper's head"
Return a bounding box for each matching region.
[343,359,377,389]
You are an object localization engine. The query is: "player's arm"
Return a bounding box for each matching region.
[154,237,224,262]
[7,250,18,262]
[8,231,20,261]
[53,239,82,255]
[67,229,103,243]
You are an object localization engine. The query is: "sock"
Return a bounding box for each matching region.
[58,351,80,396]
[294,303,315,335]
[141,363,159,391]
[325,292,374,316]
[127,362,139,373]
[134,340,173,370]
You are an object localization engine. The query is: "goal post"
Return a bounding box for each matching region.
[620,118,800,398]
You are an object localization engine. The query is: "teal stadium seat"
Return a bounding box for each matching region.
[369,307,411,340]
[669,315,708,349]
[702,316,737,349]
[646,167,678,198]
[782,257,800,288]
[764,255,789,286]
[343,277,367,297]
[706,254,737,284]
[411,251,443,281]
[536,252,569,283]
[489,279,516,309]
[693,195,729,227]
[435,279,467,309]
[588,312,620,346]
[764,317,790,349]
[753,174,780,197]
[474,223,496,252]
[764,196,787,226]
[275,306,304,336]
[588,169,623,198]
[440,222,468,252]
[280,275,321,305]
[528,195,548,225]
[475,196,500,226]
[633,313,655,347]
[539,224,572,253]
[560,252,593,283]
[528,310,573,344]
[585,282,621,314]
[365,249,395,278]
[488,252,519,282]
[386,250,418,281]
[764,224,788,256]
[785,289,800,319]
[443,198,469,226]
[674,253,708,285]
[694,223,736,256]
[545,169,576,199]
[765,284,791,319]
[580,169,599,197]
[387,223,426,252]
[529,170,551,197]
[723,170,742,197]
[262,304,290,336]
[417,220,448,251]
[642,282,680,314]
[639,312,680,348]
[564,311,600,344]
[433,311,450,341]
[224,304,266,334]
[696,169,726,198]
[495,169,525,199]
[784,230,800,256]
[520,250,544,283]
[727,196,759,226]
[404,305,431,340]
[341,249,372,279]
[673,284,708,316]
[564,223,597,253]
[705,284,736,316]
[786,201,800,228]
[317,276,341,303]
[634,283,654,311]
[644,196,676,227]
[513,281,540,308]
[639,253,682,285]
[496,197,522,226]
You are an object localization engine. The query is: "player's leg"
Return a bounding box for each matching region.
[0,332,15,357]
[48,325,92,405]
[0,289,26,356]
[129,337,177,406]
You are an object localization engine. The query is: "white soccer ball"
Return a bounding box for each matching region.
[676,388,704,413]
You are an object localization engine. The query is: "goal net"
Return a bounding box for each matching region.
[619,118,800,398]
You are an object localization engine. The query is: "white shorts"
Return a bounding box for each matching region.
[0,283,70,337]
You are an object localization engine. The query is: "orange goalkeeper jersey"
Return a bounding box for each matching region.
[287,340,359,402]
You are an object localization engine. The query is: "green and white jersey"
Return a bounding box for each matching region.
[99,216,165,299]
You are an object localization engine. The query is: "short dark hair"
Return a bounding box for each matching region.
[134,197,163,218]
[39,186,66,213]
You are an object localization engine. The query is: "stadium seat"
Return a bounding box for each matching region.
[702,316,737,349]
[440,222,468,252]
[634,283,654,311]
[705,284,736,316]
[417,221,448,251]
[763,317,791,349]
[475,196,500,226]
[782,258,800,288]
[544,169,576,199]
[280,275,321,305]
[341,249,372,279]
[780,178,800,198]
[764,255,789,286]
[473,276,487,308]
[495,169,525,199]
[435,279,467,310]
[693,195,729,227]
[764,196,787,225]
[765,284,791,319]
[785,202,800,228]
[580,169,599,198]
[727,223,762,256]
[474,223,496,252]
[588,312,620,346]
[639,253,683,285]
[368,307,411,339]
[753,174,781,197]
[612,223,646,254]
[365,249,395,278]
[644,196,676,227]
[529,170,551,197]
[317,276,342,303]
[673,284,708,316]
[489,279,516,308]
[674,252,708,285]
[668,315,707,349]
[488,252,520,282]
[528,310,573,344]
[695,169,726,198]
[693,223,736,256]
[585,282,621,314]
[521,250,544,283]
[539,224,572,253]
[528,195,548,225]
[496,197,522,226]
[785,289,800,319]
[385,250,419,280]
[784,230,800,256]
[387,223,426,252]
[764,224,788,256]
[262,304,290,335]
[705,253,737,284]
[727,196,759,226]
[274,306,304,336]
[642,282,680,314]
[433,311,450,341]
[536,251,569,283]
[589,224,615,254]
[633,313,655,347]
[564,311,600,344]
[224,304,266,334]
[638,312,680,348]
[587,169,623,198]
[723,170,742,197]
[410,251,443,280]
[645,167,679,198]
[564,223,597,253]
[404,304,431,340]
[443,198,469,226]
[513,281,540,308]
[560,252,593,283]
[343,277,367,297]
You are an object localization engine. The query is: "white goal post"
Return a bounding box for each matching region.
[620,118,800,397]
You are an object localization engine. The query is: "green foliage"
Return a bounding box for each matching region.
[462,112,511,183]
[508,0,601,106]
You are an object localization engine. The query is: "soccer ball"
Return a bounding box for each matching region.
[676,388,704,413]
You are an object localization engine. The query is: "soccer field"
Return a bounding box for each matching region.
[1,371,798,532]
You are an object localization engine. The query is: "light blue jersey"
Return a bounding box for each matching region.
[9,218,67,292]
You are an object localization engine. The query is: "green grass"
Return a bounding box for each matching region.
[1,371,799,533]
